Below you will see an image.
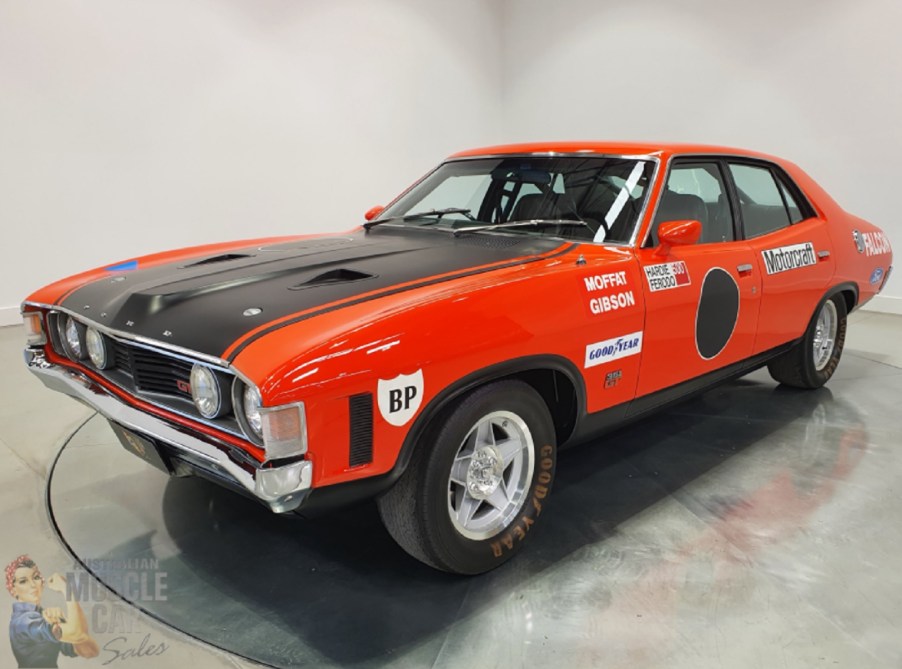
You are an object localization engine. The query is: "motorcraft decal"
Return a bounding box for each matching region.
[582,271,636,315]
[377,369,424,427]
[761,242,816,275]
[643,261,691,292]
[584,331,643,369]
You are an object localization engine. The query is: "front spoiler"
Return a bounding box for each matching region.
[25,348,312,513]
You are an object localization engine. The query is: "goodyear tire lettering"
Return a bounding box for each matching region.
[490,443,555,559]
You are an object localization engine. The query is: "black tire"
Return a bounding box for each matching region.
[377,380,556,575]
[767,294,848,389]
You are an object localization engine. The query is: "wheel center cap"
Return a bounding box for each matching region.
[466,446,503,500]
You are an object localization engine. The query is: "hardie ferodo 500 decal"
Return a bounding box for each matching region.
[643,261,691,292]
[761,242,816,275]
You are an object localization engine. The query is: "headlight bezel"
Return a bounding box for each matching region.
[189,363,232,419]
[233,378,264,446]
[232,378,307,459]
[85,327,115,370]
[60,315,88,360]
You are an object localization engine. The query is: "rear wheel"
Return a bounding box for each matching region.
[377,380,556,574]
[767,294,848,388]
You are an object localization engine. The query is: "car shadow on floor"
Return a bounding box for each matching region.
[84,380,868,668]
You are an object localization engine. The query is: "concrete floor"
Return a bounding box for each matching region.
[2,311,901,668]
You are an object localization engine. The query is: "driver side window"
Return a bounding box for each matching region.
[651,162,735,245]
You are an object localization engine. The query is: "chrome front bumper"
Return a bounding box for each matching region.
[25,349,312,513]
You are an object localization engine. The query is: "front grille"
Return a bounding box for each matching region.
[131,346,193,397]
[44,311,247,441]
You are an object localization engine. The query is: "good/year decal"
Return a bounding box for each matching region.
[584,331,643,368]
[761,242,816,275]
[644,261,691,292]
[377,369,424,426]
[582,271,636,315]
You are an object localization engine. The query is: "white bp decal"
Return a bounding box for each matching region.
[584,331,643,369]
[377,369,424,427]
[761,242,816,275]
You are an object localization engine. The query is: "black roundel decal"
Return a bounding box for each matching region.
[695,268,739,359]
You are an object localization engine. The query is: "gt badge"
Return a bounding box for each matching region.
[852,230,865,254]
[605,370,622,388]
[644,261,690,292]
[378,369,424,427]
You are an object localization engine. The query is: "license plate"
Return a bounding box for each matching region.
[110,422,171,474]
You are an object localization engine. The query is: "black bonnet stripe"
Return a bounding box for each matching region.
[226,242,577,361]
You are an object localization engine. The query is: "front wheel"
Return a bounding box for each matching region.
[767,294,848,388]
[377,380,556,575]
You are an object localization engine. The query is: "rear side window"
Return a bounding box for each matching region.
[728,163,812,237]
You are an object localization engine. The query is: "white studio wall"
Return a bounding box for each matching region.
[0,0,504,324]
[2,0,901,324]
[500,0,902,311]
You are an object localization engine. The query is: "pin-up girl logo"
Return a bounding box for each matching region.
[6,555,98,668]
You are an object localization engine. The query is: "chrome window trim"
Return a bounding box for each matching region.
[638,152,819,249]
[374,153,662,249]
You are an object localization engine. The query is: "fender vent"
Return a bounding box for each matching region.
[184,253,252,267]
[349,393,374,467]
[291,268,374,290]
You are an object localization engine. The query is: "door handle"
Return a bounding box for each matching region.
[737,263,754,274]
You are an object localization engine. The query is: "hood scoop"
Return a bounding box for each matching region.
[183,253,253,267]
[290,268,375,290]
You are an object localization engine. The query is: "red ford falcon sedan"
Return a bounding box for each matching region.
[22,142,892,573]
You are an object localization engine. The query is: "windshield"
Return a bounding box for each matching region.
[377,156,655,244]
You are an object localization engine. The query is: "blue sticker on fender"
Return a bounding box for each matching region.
[105,260,138,271]
[870,267,884,285]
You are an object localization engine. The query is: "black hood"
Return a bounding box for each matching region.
[59,227,571,361]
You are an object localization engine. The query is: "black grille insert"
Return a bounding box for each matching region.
[348,393,374,467]
[111,341,194,398]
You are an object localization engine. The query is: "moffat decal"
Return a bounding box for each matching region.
[584,331,643,369]
[644,261,690,292]
[761,242,816,275]
[582,271,636,315]
[377,370,424,427]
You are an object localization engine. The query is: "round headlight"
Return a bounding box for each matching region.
[190,364,225,419]
[86,328,113,369]
[243,385,263,439]
[63,316,86,360]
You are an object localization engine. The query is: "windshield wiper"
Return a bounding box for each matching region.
[452,219,594,236]
[363,208,475,230]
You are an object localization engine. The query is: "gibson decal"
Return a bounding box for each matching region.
[582,270,636,315]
